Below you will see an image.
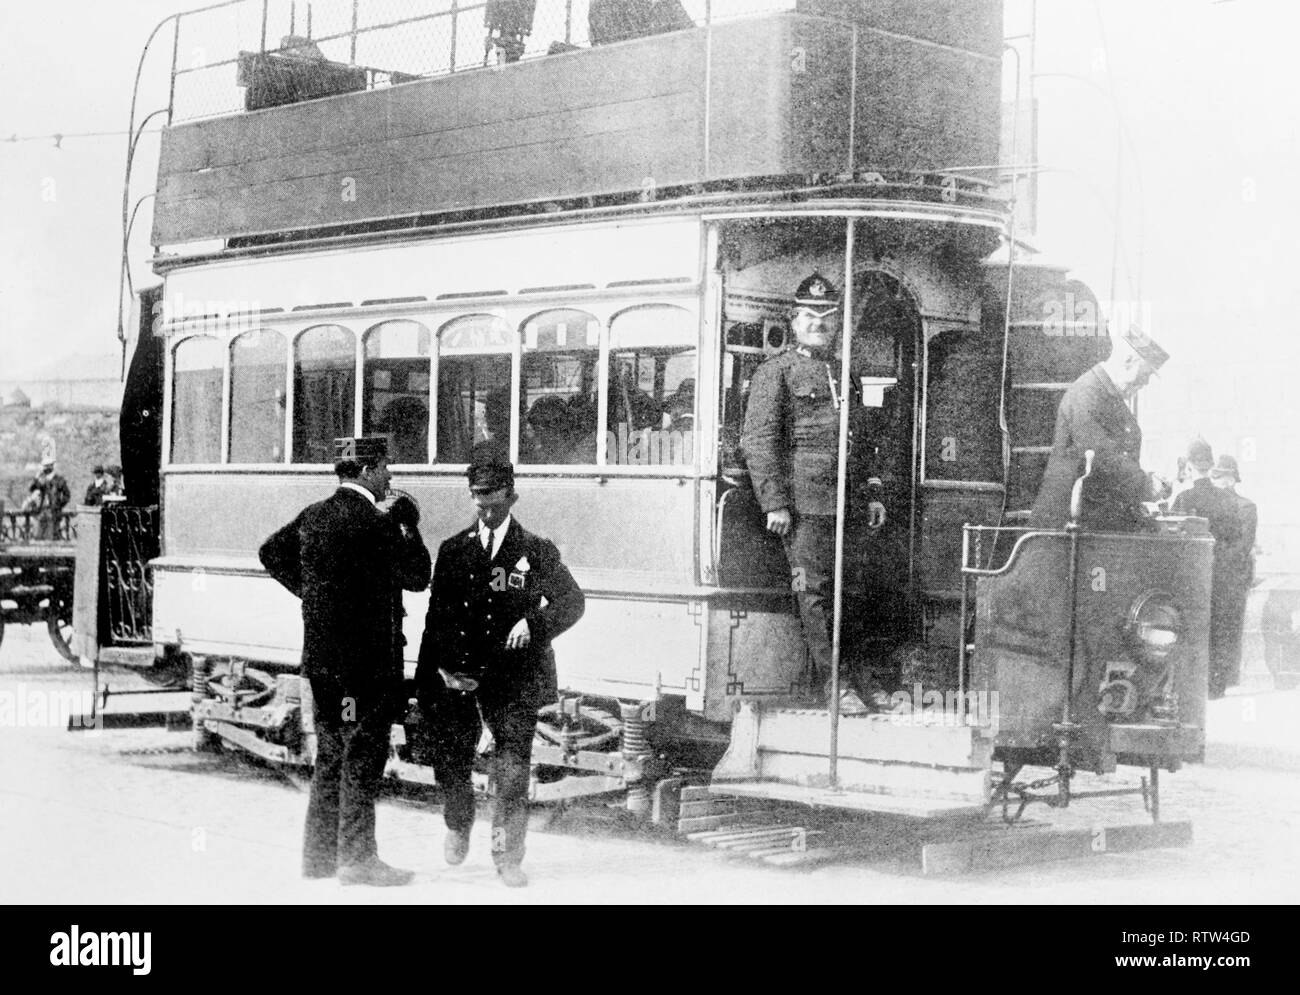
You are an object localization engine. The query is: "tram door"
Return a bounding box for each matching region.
[844,270,922,662]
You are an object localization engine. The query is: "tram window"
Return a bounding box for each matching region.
[608,305,697,466]
[436,314,513,463]
[228,328,287,464]
[519,309,600,466]
[171,336,223,464]
[924,328,1003,483]
[292,324,356,464]
[362,320,431,464]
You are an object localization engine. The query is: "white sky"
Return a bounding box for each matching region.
[1,0,1297,535]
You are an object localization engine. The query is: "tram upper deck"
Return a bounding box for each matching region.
[152,0,1003,251]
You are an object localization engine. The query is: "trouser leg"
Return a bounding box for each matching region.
[784,514,836,686]
[335,706,392,867]
[484,700,538,868]
[425,689,483,835]
[304,678,344,875]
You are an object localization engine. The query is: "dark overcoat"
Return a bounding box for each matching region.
[259,487,431,707]
[1029,364,1151,531]
[415,517,585,710]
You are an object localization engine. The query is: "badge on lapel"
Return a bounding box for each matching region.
[509,556,529,590]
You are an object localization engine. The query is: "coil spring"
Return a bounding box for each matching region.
[190,655,211,708]
[620,702,651,816]
[620,702,648,758]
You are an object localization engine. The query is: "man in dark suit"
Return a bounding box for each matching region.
[1210,454,1257,694]
[259,436,431,886]
[415,451,585,888]
[1170,443,1243,698]
[1029,327,1171,531]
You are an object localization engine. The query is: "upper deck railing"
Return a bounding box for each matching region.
[167,0,795,124]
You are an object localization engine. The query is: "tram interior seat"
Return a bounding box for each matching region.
[588,0,694,46]
[238,36,367,111]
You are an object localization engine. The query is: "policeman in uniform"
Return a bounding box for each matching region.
[259,436,431,886]
[740,273,887,712]
[1210,454,1257,695]
[415,450,585,887]
[1173,440,1244,698]
[1029,327,1171,531]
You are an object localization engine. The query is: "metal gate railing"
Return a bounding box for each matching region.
[102,505,159,646]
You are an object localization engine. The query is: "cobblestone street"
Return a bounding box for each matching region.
[2,622,1298,905]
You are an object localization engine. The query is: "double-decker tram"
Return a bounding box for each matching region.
[79,0,1212,838]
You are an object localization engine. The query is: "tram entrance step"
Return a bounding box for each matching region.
[708,700,994,815]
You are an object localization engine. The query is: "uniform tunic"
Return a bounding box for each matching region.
[739,346,880,687]
[415,517,584,866]
[1029,364,1151,531]
[259,486,431,873]
[1173,478,1245,697]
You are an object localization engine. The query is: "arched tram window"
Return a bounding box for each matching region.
[292,324,355,464]
[436,314,512,464]
[229,327,287,464]
[363,320,431,465]
[171,336,223,465]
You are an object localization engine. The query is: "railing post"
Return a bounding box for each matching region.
[167,16,181,125]
[261,0,269,52]
[449,0,459,73]
[350,0,359,62]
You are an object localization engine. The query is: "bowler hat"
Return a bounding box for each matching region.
[792,272,841,315]
[1211,454,1241,483]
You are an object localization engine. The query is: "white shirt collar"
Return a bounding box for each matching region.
[339,481,377,505]
[479,514,512,558]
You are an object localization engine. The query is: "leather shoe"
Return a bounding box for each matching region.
[444,829,470,866]
[496,864,528,888]
[302,865,336,880]
[337,857,414,887]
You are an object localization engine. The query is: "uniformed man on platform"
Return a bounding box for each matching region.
[259,436,431,886]
[740,273,887,713]
[415,450,585,888]
[1029,327,1171,531]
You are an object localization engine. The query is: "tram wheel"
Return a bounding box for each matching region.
[45,589,76,663]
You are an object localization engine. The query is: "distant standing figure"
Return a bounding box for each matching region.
[259,436,431,886]
[1172,440,1243,699]
[1029,328,1171,531]
[83,465,110,506]
[415,450,585,888]
[103,465,125,502]
[30,458,71,539]
[1210,453,1258,694]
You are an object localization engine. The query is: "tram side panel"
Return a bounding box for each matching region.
[973,530,1212,773]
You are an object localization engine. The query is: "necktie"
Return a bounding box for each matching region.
[482,527,493,554]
